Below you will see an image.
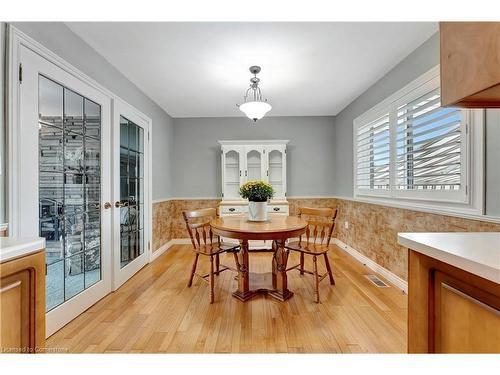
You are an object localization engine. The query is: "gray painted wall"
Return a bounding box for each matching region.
[10,22,174,200]
[172,116,335,198]
[332,33,440,198]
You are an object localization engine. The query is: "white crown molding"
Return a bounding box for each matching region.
[218,139,289,145]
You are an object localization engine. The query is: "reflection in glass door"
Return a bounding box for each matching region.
[38,75,102,311]
[118,116,144,268]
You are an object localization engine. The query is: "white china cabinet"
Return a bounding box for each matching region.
[218,140,289,248]
[219,140,288,202]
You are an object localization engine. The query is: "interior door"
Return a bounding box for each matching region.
[17,45,112,337]
[112,100,150,290]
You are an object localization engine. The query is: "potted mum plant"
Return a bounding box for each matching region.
[239,180,274,221]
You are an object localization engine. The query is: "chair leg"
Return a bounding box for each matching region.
[215,253,220,275]
[209,255,215,304]
[313,255,320,303]
[323,253,335,285]
[188,253,199,287]
[299,253,305,275]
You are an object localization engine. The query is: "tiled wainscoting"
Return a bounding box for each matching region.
[152,197,500,284]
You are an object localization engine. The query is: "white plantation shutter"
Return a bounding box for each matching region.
[395,88,464,191]
[353,68,478,207]
[355,113,391,192]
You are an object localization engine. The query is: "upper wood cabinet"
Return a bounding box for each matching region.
[219,140,289,201]
[440,22,500,108]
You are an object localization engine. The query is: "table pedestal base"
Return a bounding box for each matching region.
[232,272,294,301]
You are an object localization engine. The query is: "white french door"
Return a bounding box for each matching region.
[111,100,151,290]
[16,45,113,336]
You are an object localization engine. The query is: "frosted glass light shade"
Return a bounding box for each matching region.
[239,101,272,122]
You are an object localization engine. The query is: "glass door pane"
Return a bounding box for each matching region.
[39,75,102,312]
[224,150,240,199]
[246,150,262,180]
[268,150,283,198]
[119,116,144,268]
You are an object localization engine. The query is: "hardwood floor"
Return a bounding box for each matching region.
[46,244,408,353]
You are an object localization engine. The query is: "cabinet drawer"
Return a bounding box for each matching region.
[267,205,289,214]
[220,205,248,215]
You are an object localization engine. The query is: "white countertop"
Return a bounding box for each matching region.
[0,237,46,263]
[398,232,500,284]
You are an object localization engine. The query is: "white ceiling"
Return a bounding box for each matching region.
[66,22,438,118]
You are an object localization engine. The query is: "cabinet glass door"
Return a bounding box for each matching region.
[268,149,285,198]
[246,148,263,181]
[39,75,102,311]
[223,148,242,199]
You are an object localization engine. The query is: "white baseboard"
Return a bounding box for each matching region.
[333,238,408,293]
[150,238,192,262]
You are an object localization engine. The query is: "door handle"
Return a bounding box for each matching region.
[115,201,128,208]
[103,202,112,209]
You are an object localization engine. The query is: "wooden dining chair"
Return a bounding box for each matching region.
[182,208,239,303]
[285,207,338,303]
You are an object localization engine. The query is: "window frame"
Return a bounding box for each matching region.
[353,66,484,215]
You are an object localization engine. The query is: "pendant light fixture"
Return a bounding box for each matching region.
[237,65,272,122]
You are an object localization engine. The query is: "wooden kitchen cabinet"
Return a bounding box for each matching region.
[408,250,500,353]
[0,250,45,353]
[440,22,500,108]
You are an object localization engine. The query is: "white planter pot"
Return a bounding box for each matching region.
[248,201,268,222]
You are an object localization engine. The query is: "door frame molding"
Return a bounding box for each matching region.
[7,25,154,260]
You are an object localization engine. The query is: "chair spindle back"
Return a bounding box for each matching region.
[182,208,219,249]
[298,207,338,246]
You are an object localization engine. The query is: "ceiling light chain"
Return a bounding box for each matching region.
[237,65,272,122]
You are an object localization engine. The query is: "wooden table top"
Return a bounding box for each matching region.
[210,215,308,241]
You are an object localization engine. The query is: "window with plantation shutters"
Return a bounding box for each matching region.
[356,113,391,193]
[395,88,464,192]
[353,67,483,214]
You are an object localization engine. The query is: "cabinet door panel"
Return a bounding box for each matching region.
[434,271,500,353]
[0,270,32,351]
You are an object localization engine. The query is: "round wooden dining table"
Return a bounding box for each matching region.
[210,215,308,302]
